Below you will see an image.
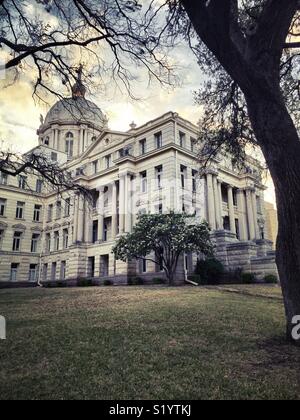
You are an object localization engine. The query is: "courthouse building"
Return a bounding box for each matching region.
[0,78,278,284]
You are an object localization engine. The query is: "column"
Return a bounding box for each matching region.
[84,200,92,243]
[246,188,256,240]
[78,127,83,155]
[111,182,118,239]
[218,181,223,229]
[98,187,104,242]
[206,173,216,230]
[131,176,138,227]
[119,175,125,234]
[73,195,79,243]
[251,189,260,239]
[236,189,248,241]
[125,174,132,233]
[77,196,84,243]
[227,185,237,235]
[213,177,222,230]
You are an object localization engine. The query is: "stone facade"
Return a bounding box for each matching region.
[0,84,278,285]
[264,201,278,247]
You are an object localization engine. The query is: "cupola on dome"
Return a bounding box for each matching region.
[43,66,106,129]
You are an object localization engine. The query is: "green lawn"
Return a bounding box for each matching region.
[0,286,299,400]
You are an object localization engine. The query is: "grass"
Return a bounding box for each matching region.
[0,286,299,400]
[213,284,283,300]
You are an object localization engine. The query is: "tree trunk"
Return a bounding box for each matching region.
[246,89,300,345]
[165,267,176,286]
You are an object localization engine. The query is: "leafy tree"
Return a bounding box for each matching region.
[112,212,213,285]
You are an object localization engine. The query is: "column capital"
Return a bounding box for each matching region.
[119,170,135,178]
[204,168,219,176]
[245,186,255,192]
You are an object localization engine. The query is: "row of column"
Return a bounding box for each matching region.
[72,171,135,244]
[206,170,260,241]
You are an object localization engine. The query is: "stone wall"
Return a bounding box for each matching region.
[212,230,278,279]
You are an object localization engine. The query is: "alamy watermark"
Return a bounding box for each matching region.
[0,316,6,340]
[292,316,300,341]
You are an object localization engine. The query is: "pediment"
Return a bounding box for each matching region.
[12,224,26,231]
[0,221,8,229]
[81,130,130,160]
[31,226,43,232]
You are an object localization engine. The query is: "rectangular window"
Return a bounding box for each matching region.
[51,262,57,281]
[29,264,38,282]
[60,261,66,280]
[54,231,59,251]
[156,203,163,214]
[51,152,58,162]
[141,259,147,273]
[0,229,4,249]
[18,176,26,190]
[33,204,42,222]
[155,165,163,189]
[63,229,69,249]
[0,198,6,217]
[56,201,62,219]
[0,173,8,185]
[64,198,71,217]
[191,137,197,153]
[46,233,51,253]
[88,257,95,278]
[140,171,147,193]
[36,179,43,193]
[92,220,98,243]
[192,170,198,193]
[92,160,98,174]
[10,263,19,282]
[180,165,187,189]
[16,202,25,219]
[31,233,40,253]
[103,218,111,242]
[48,204,53,222]
[43,264,48,281]
[154,132,163,149]
[179,131,186,148]
[13,231,22,252]
[105,155,112,169]
[139,139,147,155]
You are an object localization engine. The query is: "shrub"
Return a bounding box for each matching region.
[264,274,278,284]
[152,277,166,285]
[195,258,224,285]
[128,277,144,285]
[56,281,66,288]
[103,280,113,286]
[77,279,93,287]
[241,272,256,284]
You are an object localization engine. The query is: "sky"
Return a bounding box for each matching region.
[0,4,276,205]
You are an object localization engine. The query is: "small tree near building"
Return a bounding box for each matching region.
[112,212,213,285]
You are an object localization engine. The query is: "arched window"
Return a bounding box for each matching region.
[65,132,74,158]
[44,136,50,146]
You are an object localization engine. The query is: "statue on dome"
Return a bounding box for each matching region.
[72,64,86,99]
